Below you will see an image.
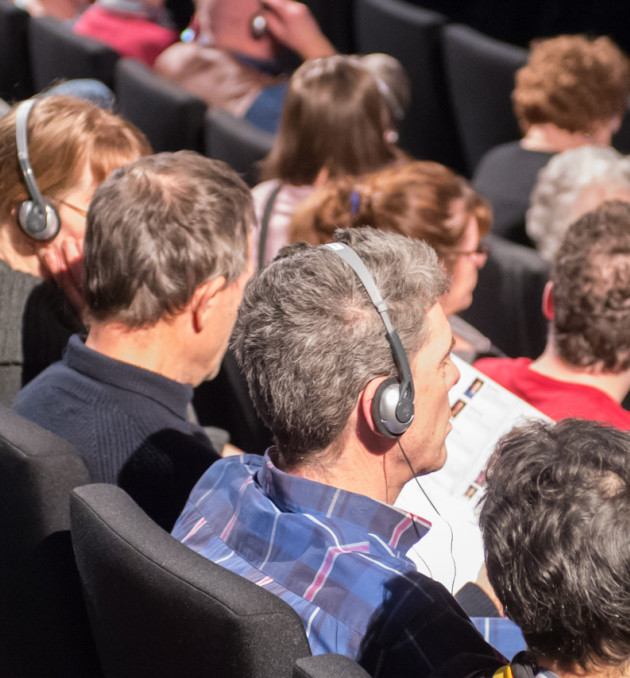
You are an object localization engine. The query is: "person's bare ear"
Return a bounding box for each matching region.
[542,280,554,320]
[191,276,226,332]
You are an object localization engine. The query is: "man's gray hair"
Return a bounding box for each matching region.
[84,151,253,326]
[232,227,449,466]
[527,146,630,261]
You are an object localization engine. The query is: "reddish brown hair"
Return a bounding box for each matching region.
[290,161,491,267]
[513,35,630,134]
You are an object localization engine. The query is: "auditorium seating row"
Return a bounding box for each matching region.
[5,0,630,183]
[0,403,373,677]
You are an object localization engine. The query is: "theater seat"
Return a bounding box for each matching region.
[293,655,371,678]
[354,0,465,172]
[460,234,550,359]
[70,483,312,678]
[115,58,207,152]
[442,24,528,176]
[0,0,33,101]
[29,15,119,92]
[0,404,101,676]
[205,108,275,187]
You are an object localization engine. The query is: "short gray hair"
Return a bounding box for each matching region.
[85,151,253,326]
[527,146,630,260]
[232,227,449,466]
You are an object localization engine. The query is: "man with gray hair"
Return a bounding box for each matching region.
[173,227,504,676]
[15,151,254,529]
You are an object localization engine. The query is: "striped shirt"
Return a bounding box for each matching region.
[173,451,503,677]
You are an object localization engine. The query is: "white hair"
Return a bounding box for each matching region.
[526,146,630,261]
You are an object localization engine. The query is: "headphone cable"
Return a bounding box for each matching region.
[396,438,458,594]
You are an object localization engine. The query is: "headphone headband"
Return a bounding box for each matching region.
[322,242,415,437]
[15,98,61,241]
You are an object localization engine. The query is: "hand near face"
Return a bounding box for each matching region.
[261,0,336,59]
[39,237,86,318]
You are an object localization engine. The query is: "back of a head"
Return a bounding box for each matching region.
[0,95,151,226]
[513,35,630,134]
[84,151,253,327]
[359,53,411,130]
[480,418,630,672]
[261,55,401,185]
[231,227,448,467]
[551,200,630,372]
[527,146,630,261]
[290,161,491,262]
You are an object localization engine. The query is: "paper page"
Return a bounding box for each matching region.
[396,355,550,591]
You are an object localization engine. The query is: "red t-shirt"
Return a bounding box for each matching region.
[74,5,179,67]
[474,357,630,429]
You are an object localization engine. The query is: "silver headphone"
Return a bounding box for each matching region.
[322,242,415,438]
[15,98,61,242]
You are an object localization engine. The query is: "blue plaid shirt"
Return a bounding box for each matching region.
[173,451,504,677]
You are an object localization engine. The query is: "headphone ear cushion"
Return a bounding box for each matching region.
[372,377,409,439]
[17,199,61,242]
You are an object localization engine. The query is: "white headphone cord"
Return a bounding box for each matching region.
[396,438,457,594]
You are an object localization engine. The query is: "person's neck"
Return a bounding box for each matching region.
[531,343,630,403]
[0,223,43,277]
[520,123,610,153]
[287,420,402,505]
[86,319,198,385]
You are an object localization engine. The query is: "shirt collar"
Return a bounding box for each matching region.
[63,334,193,419]
[256,449,431,554]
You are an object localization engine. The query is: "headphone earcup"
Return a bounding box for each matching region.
[372,377,413,438]
[17,198,61,242]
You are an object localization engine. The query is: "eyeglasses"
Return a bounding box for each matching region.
[56,198,88,218]
[443,243,490,262]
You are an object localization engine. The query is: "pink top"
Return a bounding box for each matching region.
[251,180,315,267]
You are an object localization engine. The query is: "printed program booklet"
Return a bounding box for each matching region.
[396,354,551,593]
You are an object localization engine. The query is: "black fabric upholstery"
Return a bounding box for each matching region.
[354,0,465,172]
[301,0,355,53]
[455,583,501,618]
[613,106,630,155]
[293,655,371,678]
[0,404,101,677]
[460,235,550,359]
[442,24,528,176]
[205,109,275,187]
[70,483,312,678]
[0,0,32,101]
[29,15,119,92]
[115,58,206,153]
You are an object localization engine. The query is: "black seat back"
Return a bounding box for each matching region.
[354,0,464,172]
[115,57,207,152]
[0,404,101,676]
[71,483,312,678]
[29,15,119,92]
[442,24,528,176]
[205,108,275,187]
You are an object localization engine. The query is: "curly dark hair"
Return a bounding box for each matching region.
[480,418,630,672]
[551,200,630,372]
